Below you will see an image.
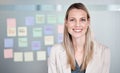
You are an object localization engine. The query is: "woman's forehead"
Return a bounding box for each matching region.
[68,9,87,18]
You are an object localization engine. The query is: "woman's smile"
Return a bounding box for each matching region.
[73,28,83,33]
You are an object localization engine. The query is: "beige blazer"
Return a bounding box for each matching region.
[48,41,110,73]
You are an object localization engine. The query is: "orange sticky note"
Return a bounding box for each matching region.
[44,36,54,45]
[7,28,16,37]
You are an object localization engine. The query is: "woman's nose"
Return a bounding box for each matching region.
[75,21,80,26]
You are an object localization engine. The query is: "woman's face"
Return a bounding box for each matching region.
[66,9,90,39]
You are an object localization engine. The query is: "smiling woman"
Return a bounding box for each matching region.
[48,2,110,73]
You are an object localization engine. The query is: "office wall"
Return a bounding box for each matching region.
[0,0,120,73]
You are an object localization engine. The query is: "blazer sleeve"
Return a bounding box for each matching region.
[102,47,110,73]
[48,46,57,73]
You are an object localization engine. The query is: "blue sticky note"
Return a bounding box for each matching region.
[32,41,41,50]
[4,38,13,48]
[58,34,63,43]
[25,16,34,25]
[44,25,54,35]
[47,47,51,56]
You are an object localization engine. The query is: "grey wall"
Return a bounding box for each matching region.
[0,0,120,73]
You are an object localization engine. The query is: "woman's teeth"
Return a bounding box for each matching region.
[73,29,82,32]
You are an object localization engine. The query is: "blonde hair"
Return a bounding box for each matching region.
[63,3,94,70]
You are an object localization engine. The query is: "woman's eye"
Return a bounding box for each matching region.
[69,19,74,21]
[81,18,86,21]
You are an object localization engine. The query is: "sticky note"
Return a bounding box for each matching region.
[41,5,55,11]
[33,28,42,37]
[7,27,16,37]
[18,38,28,47]
[4,49,13,59]
[58,25,64,34]
[4,38,13,48]
[24,52,34,62]
[32,41,41,50]
[36,14,45,24]
[18,27,27,36]
[7,18,16,28]
[44,25,54,35]
[58,34,63,43]
[47,47,51,57]
[44,36,54,45]
[14,52,23,62]
[47,15,57,24]
[58,15,64,23]
[36,51,46,61]
[25,16,34,25]
[57,4,62,11]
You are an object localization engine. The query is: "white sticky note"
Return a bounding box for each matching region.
[18,27,27,36]
[14,52,23,62]
[24,52,34,62]
[57,4,62,11]
[44,36,54,45]
[37,51,46,61]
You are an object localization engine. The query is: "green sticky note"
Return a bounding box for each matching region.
[33,28,42,37]
[58,15,64,23]
[18,38,28,47]
[47,15,57,24]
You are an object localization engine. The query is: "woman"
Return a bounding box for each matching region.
[48,3,110,73]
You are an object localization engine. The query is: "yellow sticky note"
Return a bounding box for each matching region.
[14,52,23,62]
[36,14,45,24]
[44,36,54,45]
[7,27,16,37]
[24,52,34,62]
[37,51,46,61]
[18,27,27,36]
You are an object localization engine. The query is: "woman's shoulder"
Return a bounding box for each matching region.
[50,43,65,53]
[93,40,110,53]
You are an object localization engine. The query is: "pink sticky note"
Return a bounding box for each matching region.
[4,49,13,58]
[58,25,64,34]
[7,18,16,28]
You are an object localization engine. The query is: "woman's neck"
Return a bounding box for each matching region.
[72,36,85,52]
